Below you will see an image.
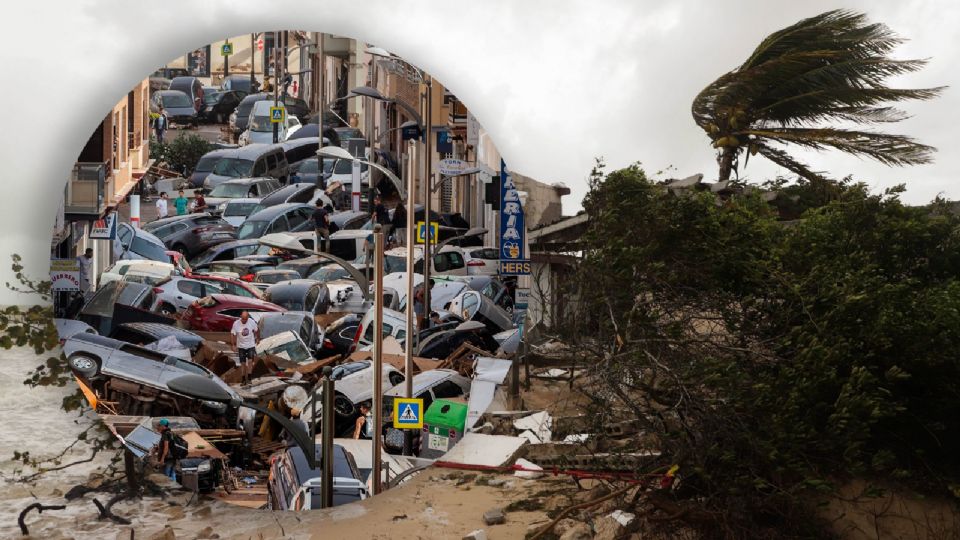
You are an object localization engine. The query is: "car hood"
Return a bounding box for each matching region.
[204,196,236,208]
[203,174,235,188]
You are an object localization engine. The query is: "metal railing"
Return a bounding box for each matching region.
[65,161,109,215]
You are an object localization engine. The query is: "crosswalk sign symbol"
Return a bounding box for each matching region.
[415,221,439,244]
[393,398,423,429]
[270,106,285,123]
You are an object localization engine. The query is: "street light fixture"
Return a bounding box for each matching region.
[349,86,424,131]
[433,167,483,193]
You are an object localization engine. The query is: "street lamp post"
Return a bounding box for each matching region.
[371,230,385,494]
[421,78,433,327]
[362,47,430,436]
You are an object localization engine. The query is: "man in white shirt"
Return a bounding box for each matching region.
[230,311,259,383]
[77,248,94,295]
[155,193,169,219]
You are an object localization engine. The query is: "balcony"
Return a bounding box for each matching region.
[65,161,110,216]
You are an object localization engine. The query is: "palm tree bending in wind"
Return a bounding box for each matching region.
[692,9,944,182]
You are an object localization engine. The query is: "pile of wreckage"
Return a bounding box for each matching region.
[56,231,532,510]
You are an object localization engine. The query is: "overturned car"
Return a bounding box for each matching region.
[64,333,242,427]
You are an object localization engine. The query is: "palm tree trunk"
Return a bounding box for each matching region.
[718,147,736,181]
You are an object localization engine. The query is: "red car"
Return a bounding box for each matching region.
[191,273,264,300]
[180,294,285,332]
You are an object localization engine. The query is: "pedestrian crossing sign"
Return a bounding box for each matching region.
[270,106,285,123]
[221,43,233,56]
[415,221,439,245]
[393,398,424,429]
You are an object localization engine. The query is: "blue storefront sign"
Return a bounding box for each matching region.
[498,159,530,276]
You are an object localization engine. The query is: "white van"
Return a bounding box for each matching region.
[240,102,289,146]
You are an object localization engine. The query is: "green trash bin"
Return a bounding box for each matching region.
[420,399,469,459]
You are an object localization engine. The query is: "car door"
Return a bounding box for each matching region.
[255,181,275,197]
[268,215,289,234]
[252,158,268,177]
[299,317,316,349]
[304,285,321,315]
[200,281,223,298]
[174,279,205,310]
[286,207,308,232]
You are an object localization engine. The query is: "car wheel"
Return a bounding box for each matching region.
[388,371,404,386]
[68,355,100,379]
[158,303,177,316]
[333,393,355,417]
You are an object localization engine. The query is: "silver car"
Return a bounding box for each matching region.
[63,333,240,415]
[153,276,225,315]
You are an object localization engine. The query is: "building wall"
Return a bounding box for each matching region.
[511,173,564,229]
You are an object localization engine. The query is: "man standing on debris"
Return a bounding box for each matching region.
[231,310,259,384]
[156,418,177,481]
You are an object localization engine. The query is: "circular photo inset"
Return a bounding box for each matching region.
[48,31,542,525]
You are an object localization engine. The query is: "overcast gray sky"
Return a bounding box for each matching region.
[0,0,957,303]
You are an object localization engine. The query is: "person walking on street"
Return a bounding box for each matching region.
[231,311,259,384]
[312,201,330,252]
[174,190,189,216]
[156,418,178,481]
[155,193,169,219]
[155,107,169,143]
[77,248,94,296]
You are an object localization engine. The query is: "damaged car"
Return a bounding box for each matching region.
[300,360,406,436]
[63,333,242,425]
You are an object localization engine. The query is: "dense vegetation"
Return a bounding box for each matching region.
[566,164,960,537]
[149,132,212,176]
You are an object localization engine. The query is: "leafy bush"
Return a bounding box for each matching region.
[567,164,960,537]
[150,133,211,175]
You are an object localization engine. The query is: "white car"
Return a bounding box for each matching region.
[100,260,177,288]
[299,360,406,426]
[114,223,169,262]
[382,245,470,277]
[463,247,500,276]
[327,158,369,187]
[152,276,225,315]
[239,102,289,146]
[221,198,264,228]
[286,115,302,139]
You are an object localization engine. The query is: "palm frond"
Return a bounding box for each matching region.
[692,9,943,180]
[741,128,936,166]
[755,144,825,181]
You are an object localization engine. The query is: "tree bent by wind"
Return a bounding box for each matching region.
[692,9,944,182]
